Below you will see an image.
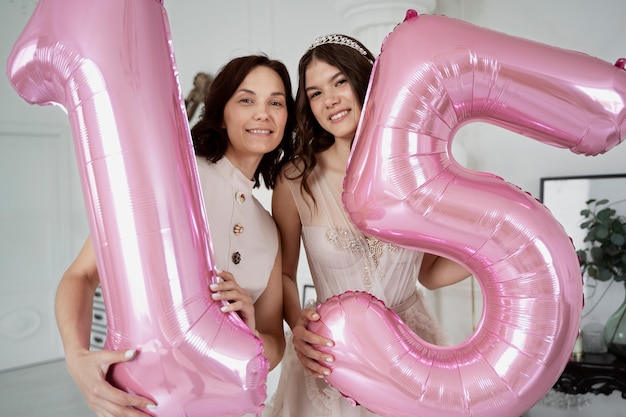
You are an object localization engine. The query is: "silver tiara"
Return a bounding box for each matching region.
[307,34,371,60]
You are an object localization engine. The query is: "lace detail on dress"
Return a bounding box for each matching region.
[325,227,400,291]
[397,290,449,346]
[265,333,343,417]
[304,370,341,417]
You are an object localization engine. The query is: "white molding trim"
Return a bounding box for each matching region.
[333,0,438,51]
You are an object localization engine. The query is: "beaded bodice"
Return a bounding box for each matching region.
[285,162,424,306]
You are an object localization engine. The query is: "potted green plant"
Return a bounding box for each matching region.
[577,198,626,356]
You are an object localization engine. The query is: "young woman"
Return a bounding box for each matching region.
[55,55,296,417]
[266,35,470,417]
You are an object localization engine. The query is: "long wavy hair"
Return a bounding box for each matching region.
[288,35,375,203]
[191,55,296,189]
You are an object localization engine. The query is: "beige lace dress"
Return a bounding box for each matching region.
[265,161,446,417]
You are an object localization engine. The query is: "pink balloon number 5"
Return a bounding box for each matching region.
[7,1,268,416]
[312,10,626,417]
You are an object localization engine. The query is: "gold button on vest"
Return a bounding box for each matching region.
[231,251,241,264]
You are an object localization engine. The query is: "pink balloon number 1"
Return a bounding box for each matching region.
[7,1,268,416]
[312,10,626,417]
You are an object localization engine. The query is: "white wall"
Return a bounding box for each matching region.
[2,0,626,415]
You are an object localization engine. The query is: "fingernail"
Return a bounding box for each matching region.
[325,357,334,363]
[215,266,222,273]
[312,313,320,319]
[124,350,136,359]
[209,284,218,291]
[326,342,333,347]
[146,404,157,410]
[323,370,330,376]
[211,293,220,299]
[220,306,228,312]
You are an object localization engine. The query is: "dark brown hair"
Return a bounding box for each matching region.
[289,35,375,201]
[191,55,296,189]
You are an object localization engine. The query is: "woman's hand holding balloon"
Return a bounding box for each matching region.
[291,308,335,378]
[210,270,256,332]
[65,348,155,417]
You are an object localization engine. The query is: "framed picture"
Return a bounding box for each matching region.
[302,284,317,308]
[539,173,626,251]
[539,173,626,326]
